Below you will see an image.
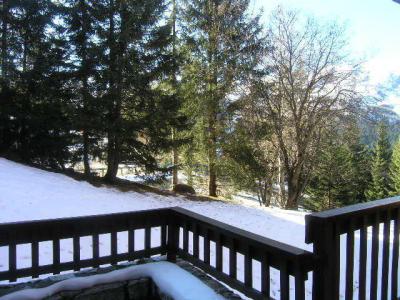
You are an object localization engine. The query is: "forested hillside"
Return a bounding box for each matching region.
[1,0,399,211]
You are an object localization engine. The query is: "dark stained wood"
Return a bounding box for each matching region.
[52,238,60,274]
[92,234,99,267]
[183,221,188,253]
[345,220,354,300]
[229,239,237,279]
[381,210,391,300]
[111,231,117,264]
[31,241,39,278]
[358,215,367,300]
[0,247,164,281]
[392,209,400,300]
[0,206,321,300]
[294,265,305,300]
[8,243,16,282]
[261,253,270,298]
[244,245,252,288]
[161,224,167,255]
[215,233,222,272]
[144,225,151,257]
[370,212,380,300]
[128,229,134,260]
[193,223,199,258]
[73,236,80,271]
[280,261,289,300]
[166,216,179,262]
[171,207,314,300]
[204,229,210,265]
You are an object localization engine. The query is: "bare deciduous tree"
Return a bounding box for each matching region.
[256,7,361,208]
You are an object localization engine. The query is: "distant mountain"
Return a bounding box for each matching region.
[359,104,400,147]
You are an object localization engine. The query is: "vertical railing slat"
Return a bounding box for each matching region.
[111,231,117,264]
[193,223,199,258]
[261,253,270,298]
[92,233,99,268]
[52,238,60,274]
[391,209,400,300]
[333,224,341,300]
[294,266,305,300]
[167,215,179,262]
[358,215,367,300]
[215,233,222,272]
[204,228,210,265]
[381,210,391,300]
[370,212,380,300]
[145,225,151,257]
[183,221,188,253]
[345,220,355,300]
[244,245,252,288]
[161,224,167,255]
[31,241,39,278]
[128,227,135,261]
[229,239,237,279]
[73,235,80,271]
[8,242,16,282]
[280,260,289,300]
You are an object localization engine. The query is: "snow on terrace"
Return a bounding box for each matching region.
[2,261,224,300]
[0,158,311,299]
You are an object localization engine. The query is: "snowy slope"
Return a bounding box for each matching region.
[0,158,308,250]
[0,158,312,299]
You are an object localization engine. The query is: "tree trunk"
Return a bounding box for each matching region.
[83,130,90,176]
[278,154,286,206]
[80,0,91,176]
[171,0,179,188]
[104,0,120,183]
[209,159,217,197]
[172,129,179,186]
[1,0,7,81]
[286,170,301,209]
[264,180,272,206]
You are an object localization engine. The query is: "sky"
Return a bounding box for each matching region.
[252,0,400,114]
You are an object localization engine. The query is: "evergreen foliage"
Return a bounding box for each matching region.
[365,122,392,200]
[305,123,371,211]
[0,2,398,210]
[180,0,265,196]
[390,137,400,196]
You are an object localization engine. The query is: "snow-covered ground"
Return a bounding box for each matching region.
[0,158,308,249]
[0,158,396,299]
[0,158,310,299]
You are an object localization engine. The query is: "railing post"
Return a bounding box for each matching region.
[167,210,179,262]
[305,217,337,300]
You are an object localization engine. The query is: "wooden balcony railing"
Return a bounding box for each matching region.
[306,196,400,300]
[1,196,400,300]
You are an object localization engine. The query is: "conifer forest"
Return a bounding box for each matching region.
[1,0,400,211]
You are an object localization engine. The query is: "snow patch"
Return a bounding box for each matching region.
[0,261,224,300]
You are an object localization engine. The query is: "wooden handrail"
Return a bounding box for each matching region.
[0,206,315,300]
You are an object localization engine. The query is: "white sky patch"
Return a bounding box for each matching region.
[252,0,400,115]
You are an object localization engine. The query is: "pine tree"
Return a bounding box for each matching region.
[305,119,371,211]
[64,0,99,175]
[306,140,354,211]
[181,0,265,196]
[1,0,75,168]
[390,137,400,196]
[365,122,392,200]
[91,0,182,182]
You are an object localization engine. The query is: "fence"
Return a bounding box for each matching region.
[1,197,400,300]
[306,196,400,300]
